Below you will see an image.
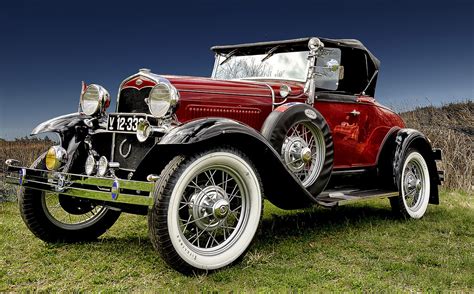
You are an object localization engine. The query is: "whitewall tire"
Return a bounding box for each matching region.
[148,148,263,274]
[390,149,431,219]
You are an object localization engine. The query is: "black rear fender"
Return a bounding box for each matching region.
[392,128,442,204]
[133,118,315,209]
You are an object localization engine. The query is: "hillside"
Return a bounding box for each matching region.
[401,101,473,191]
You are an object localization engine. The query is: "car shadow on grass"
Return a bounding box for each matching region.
[259,203,399,239]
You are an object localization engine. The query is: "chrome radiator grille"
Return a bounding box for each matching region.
[117,88,152,113]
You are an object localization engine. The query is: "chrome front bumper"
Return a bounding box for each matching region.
[3,161,155,207]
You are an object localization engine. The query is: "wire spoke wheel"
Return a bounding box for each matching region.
[41,193,108,229]
[282,121,325,187]
[391,149,431,219]
[402,157,427,212]
[177,167,246,251]
[149,149,263,273]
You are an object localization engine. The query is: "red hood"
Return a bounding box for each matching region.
[162,75,306,99]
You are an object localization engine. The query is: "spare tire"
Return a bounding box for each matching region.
[261,103,333,196]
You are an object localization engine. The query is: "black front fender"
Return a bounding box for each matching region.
[31,113,92,143]
[393,128,442,204]
[134,118,316,209]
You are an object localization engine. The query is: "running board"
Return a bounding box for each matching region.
[316,189,398,207]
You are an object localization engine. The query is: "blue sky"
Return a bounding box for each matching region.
[0,0,472,139]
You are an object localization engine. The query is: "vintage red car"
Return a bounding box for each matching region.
[5,37,443,274]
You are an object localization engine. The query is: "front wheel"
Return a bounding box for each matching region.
[390,149,431,219]
[148,148,263,274]
[19,153,121,242]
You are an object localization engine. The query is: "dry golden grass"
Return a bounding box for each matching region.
[0,138,53,199]
[0,139,52,168]
[400,101,473,191]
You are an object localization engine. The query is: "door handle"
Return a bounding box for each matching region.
[349,110,360,116]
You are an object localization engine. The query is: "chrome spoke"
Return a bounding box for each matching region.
[228,190,241,202]
[180,214,193,233]
[181,213,212,227]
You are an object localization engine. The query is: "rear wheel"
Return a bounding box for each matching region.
[148,148,263,274]
[19,153,121,242]
[390,149,431,219]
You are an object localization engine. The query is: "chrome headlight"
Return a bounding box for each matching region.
[85,154,96,176]
[80,84,110,116]
[45,146,68,171]
[97,156,108,177]
[147,83,179,117]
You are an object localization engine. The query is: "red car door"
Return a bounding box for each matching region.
[315,94,404,170]
[314,94,371,169]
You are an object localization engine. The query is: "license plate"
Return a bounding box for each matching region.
[107,113,146,132]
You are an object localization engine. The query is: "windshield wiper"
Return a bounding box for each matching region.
[361,70,379,95]
[219,49,240,65]
[261,45,281,62]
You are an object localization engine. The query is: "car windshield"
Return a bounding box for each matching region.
[212,51,310,82]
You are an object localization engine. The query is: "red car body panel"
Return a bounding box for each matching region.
[122,75,405,170]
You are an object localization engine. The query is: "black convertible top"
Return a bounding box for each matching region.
[211,37,380,70]
[211,37,380,96]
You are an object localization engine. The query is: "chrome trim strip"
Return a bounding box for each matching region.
[331,169,367,175]
[211,37,314,51]
[236,77,306,83]
[211,53,220,78]
[178,89,271,98]
[261,83,276,110]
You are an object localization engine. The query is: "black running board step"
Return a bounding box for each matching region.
[316,189,398,207]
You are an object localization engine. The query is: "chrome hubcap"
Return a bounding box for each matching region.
[283,137,310,172]
[403,160,425,210]
[189,186,230,231]
[301,147,312,163]
[213,199,230,219]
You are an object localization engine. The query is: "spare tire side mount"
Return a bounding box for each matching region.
[261,102,334,197]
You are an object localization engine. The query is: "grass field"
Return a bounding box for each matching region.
[1,190,472,292]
